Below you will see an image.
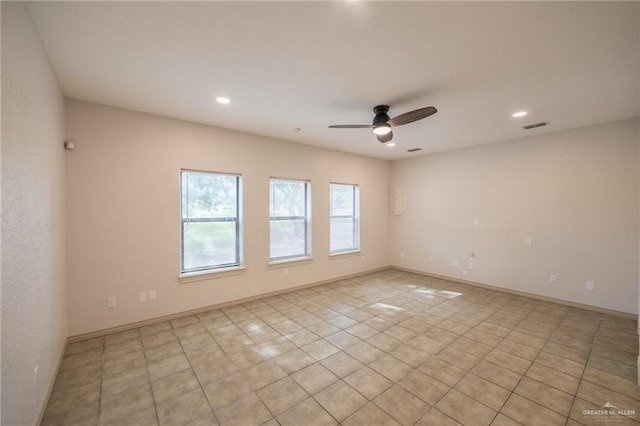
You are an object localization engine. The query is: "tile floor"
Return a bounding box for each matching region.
[42,269,640,426]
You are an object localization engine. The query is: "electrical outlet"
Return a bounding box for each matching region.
[108,297,117,308]
[139,292,147,303]
[462,270,468,277]
[400,252,405,259]
[468,263,474,270]
[526,237,533,246]
[586,281,595,290]
[473,219,479,226]
[283,268,289,276]
[429,256,434,262]
[550,274,558,284]
[148,290,156,301]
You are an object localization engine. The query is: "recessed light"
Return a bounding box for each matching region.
[512,111,528,118]
[216,97,230,104]
[386,142,396,147]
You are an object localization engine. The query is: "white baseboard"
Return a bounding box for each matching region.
[69,264,636,344]
[68,266,388,343]
[391,265,637,320]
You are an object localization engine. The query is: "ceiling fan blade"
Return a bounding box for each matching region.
[328,124,372,129]
[388,106,437,127]
[376,131,393,143]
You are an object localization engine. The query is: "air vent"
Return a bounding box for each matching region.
[407,148,422,153]
[523,121,549,130]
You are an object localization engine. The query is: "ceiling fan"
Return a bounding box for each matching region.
[329,105,437,143]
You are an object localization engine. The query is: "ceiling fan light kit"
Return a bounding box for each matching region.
[373,122,391,135]
[329,104,437,143]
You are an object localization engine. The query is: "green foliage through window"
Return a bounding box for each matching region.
[181,171,241,272]
[270,178,311,260]
[330,183,359,253]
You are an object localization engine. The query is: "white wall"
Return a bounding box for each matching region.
[1,3,67,425]
[65,100,390,336]
[391,119,639,315]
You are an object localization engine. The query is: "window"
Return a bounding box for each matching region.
[181,170,242,273]
[330,183,359,254]
[270,178,311,261]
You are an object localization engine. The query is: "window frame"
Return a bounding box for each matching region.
[329,182,360,255]
[180,169,243,275]
[269,177,312,263]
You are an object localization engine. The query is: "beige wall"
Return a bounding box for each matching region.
[1,2,68,424]
[65,100,390,336]
[391,119,639,315]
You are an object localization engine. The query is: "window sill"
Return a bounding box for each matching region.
[178,266,246,284]
[268,256,314,269]
[329,250,362,260]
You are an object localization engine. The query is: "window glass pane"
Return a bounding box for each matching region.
[270,179,310,260]
[330,217,356,252]
[181,171,241,273]
[183,221,237,270]
[182,172,237,219]
[330,184,355,216]
[270,180,306,217]
[270,218,306,259]
[330,183,359,253]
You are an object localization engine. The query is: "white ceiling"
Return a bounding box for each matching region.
[27,1,639,160]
